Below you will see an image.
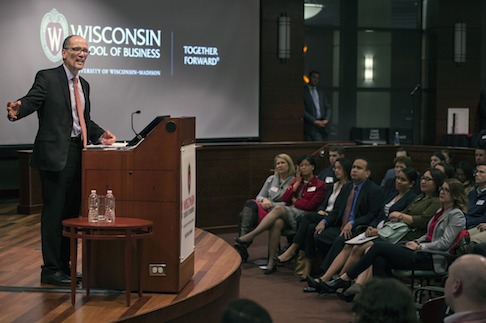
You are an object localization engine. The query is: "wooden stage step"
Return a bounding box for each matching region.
[0,210,241,322]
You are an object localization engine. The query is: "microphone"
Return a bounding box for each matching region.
[131,110,142,139]
[410,84,421,96]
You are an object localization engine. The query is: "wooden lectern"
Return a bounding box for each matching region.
[81,116,195,293]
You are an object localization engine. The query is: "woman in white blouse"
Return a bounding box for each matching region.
[274,157,353,279]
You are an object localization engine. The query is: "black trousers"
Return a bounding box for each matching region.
[314,226,341,260]
[347,241,434,279]
[293,212,322,258]
[39,140,82,275]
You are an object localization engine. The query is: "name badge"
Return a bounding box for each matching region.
[477,200,485,206]
[307,186,316,192]
[270,186,279,192]
[325,176,334,183]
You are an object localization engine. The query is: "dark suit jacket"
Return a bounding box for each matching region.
[370,189,418,227]
[15,65,104,171]
[325,179,385,230]
[303,85,331,138]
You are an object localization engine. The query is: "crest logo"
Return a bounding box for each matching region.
[40,9,69,62]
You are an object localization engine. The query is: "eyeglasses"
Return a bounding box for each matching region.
[439,186,450,193]
[420,176,433,182]
[65,47,91,55]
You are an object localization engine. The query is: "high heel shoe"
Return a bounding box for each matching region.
[324,278,352,293]
[234,244,249,262]
[234,237,252,248]
[273,254,294,265]
[305,276,323,288]
[304,276,330,294]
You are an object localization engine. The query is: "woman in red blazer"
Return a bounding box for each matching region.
[235,155,326,273]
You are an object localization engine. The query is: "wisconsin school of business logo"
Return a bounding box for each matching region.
[40,9,69,62]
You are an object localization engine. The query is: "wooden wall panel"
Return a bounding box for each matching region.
[260,0,305,142]
[424,0,482,144]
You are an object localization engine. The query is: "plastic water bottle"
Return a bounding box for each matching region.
[105,190,116,223]
[88,190,99,223]
[394,131,400,146]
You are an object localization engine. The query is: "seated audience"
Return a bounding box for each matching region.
[274,157,353,279]
[475,147,486,165]
[469,223,486,245]
[324,178,466,293]
[434,162,456,179]
[234,155,326,274]
[381,156,414,197]
[317,145,345,187]
[441,148,453,164]
[351,278,418,323]
[234,153,295,262]
[221,299,273,323]
[307,168,443,297]
[465,164,486,229]
[444,254,486,323]
[380,147,411,188]
[311,158,385,279]
[430,151,446,168]
[455,160,475,195]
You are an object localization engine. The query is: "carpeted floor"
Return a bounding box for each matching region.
[218,233,353,323]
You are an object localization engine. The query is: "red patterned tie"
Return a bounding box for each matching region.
[73,76,87,149]
[341,185,357,230]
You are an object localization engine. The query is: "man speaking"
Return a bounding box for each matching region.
[6,35,116,286]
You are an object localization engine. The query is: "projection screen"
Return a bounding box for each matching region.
[0,0,260,145]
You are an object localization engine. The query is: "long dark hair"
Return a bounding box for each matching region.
[335,157,352,181]
[426,168,446,197]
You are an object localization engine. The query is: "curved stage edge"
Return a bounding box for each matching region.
[121,229,241,322]
[0,220,241,323]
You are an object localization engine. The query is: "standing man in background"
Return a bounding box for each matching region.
[304,70,331,141]
[6,35,116,286]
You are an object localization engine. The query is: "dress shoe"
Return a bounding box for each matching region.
[41,271,71,286]
[305,276,322,288]
[305,276,331,294]
[63,269,82,282]
[263,266,277,275]
[324,277,352,293]
[234,244,249,262]
[273,253,295,266]
[234,237,252,248]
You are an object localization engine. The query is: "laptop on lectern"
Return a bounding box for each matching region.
[126,115,170,147]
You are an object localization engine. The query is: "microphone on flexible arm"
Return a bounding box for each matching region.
[131,110,142,140]
[410,84,421,96]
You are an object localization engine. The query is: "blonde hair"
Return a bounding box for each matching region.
[274,153,295,177]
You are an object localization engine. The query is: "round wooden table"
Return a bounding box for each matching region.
[62,217,153,306]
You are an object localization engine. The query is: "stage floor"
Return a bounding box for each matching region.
[0,203,241,322]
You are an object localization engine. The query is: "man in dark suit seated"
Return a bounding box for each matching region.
[313,158,385,273]
[6,35,116,286]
